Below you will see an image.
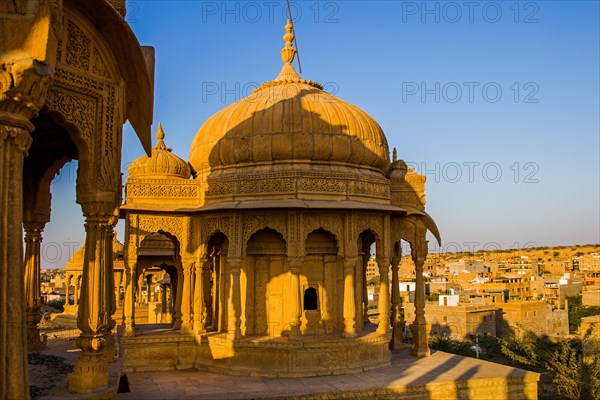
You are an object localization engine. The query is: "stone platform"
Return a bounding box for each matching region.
[118,347,539,400]
[122,324,391,377]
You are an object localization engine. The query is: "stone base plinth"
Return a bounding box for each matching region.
[67,353,108,393]
[121,325,391,377]
[122,332,196,372]
[195,331,391,377]
[63,304,79,315]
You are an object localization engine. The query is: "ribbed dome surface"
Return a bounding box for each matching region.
[128,124,191,179]
[189,20,389,176]
[188,81,390,175]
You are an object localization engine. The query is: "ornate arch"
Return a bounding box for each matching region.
[303,227,339,256]
[301,213,344,256]
[242,214,287,248]
[138,230,181,249]
[354,214,384,243]
[125,214,186,270]
[42,8,126,200]
[200,215,232,245]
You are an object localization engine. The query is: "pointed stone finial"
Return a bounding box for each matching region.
[157,123,165,140]
[281,19,296,64]
[154,123,171,151]
[255,18,323,91]
[393,148,398,162]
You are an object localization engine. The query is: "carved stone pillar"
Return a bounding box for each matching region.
[410,238,430,357]
[0,121,33,399]
[68,202,116,393]
[343,258,357,338]
[376,257,390,335]
[65,275,71,305]
[173,266,184,330]
[123,262,136,337]
[23,221,48,350]
[227,258,242,340]
[361,254,369,320]
[115,272,122,309]
[1,56,52,398]
[135,273,144,305]
[390,252,403,349]
[202,263,212,328]
[288,258,302,340]
[180,262,193,333]
[210,254,219,330]
[161,284,167,314]
[193,258,207,333]
[104,221,118,362]
[74,275,80,305]
[218,254,226,332]
[146,275,152,303]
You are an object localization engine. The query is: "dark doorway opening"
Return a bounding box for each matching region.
[304,287,318,310]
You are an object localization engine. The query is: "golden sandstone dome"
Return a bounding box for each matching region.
[128,124,191,179]
[189,20,390,178]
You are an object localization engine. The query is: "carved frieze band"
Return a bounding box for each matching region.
[127,179,198,199]
[205,171,389,199]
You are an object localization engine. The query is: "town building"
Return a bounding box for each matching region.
[496,300,548,338]
[405,299,498,340]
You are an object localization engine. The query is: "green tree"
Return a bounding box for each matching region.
[500,332,600,400]
[366,276,380,286]
[429,336,473,357]
[545,338,583,400]
[426,292,441,302]
[567,295,600,333]
[45,299,65,312]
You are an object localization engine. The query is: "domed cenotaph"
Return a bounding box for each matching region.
[120,20,440,377]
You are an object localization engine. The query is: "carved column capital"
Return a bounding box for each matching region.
[344,257,357,272]
[0,123,32,153]
[76,334,106,354]
[0,58,54,123]
[23,221,45,242]
[288,257,303,273]
[376,257,390,274]
[228,258,242,273]
[196,258,208,272]
[80,201,116,222]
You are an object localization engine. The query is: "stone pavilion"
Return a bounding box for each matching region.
[119,19,441,377]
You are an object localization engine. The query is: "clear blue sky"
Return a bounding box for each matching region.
[42,0,600,268]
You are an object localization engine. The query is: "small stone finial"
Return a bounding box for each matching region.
[392,148,398,162]
[154,123,171,151]
[281,19,297,64]
[156,123,165,139]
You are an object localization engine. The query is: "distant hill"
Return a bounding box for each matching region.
[429,244,599,262]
